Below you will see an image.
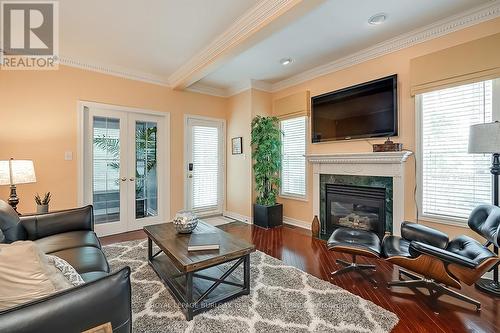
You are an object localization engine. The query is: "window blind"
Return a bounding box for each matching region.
[281,116,306,198]
[192,126,219,210]
[421,80,493,221]
[92,117,121,223]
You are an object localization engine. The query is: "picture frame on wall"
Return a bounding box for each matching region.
[232,137,243,155]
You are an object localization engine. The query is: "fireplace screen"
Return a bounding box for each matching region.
[326,184,386,239]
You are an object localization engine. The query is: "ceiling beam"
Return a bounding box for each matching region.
[168,0,326,90]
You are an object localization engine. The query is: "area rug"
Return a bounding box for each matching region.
[103,240,398,333]
[203,216,236,226]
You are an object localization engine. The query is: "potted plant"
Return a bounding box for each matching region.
[34,192,51,214]
[251,116,283,228]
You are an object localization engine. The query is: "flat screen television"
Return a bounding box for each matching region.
[311,74,398,143]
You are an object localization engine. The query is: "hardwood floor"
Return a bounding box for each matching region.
[100,222,500,333]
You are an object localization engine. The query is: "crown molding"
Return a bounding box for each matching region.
[225,81,252,97]
[185,82,229,97]
[1,50,171,87]
[225,79,273,96]
[251,79,273,92]
[168,0,309,89]
[306,151,413,165]
[59,57,170,87]
[269,1,500,92]
[186,79,274,98]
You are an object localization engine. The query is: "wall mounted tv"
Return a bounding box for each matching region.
[311,74,398,143]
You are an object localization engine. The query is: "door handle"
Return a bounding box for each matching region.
[120,177,127,182]
[129,177,135,181]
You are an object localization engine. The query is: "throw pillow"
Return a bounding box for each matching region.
[0,241,58,310]
[46,255,85,287]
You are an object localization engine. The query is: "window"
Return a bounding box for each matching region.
[280,116,307,198]
[419,80,496,222]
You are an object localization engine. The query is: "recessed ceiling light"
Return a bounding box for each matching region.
[368,13,387,25]
[280,57,293,66]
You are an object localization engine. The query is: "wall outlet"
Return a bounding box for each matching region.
[64,151,73,161]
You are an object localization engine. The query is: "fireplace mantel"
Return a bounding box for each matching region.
[307,151,413,236]
[306,151,412,164]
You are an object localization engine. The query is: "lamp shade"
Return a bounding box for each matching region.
[0,159,37,185]
[469,121,500,154]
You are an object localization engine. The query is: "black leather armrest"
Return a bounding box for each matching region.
[20,205,94,240]
[401,221,449,249]
[409,241,477,269]
[0,267,131,333]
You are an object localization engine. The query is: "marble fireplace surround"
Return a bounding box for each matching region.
[307,151,413,236]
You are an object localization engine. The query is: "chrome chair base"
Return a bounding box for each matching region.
[388,269,481,313]
[331,255,378,286]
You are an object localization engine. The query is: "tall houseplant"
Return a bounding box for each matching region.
[251,116,283,228]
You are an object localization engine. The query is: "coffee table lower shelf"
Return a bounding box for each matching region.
[148,240,251,320]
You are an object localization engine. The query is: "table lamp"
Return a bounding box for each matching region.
[469,121,500,296]
[0,158,37,213]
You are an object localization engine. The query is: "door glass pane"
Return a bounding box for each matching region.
[93,117,120,224]
[135,121,158,219]
[192,125,219,210]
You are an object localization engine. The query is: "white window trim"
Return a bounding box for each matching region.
[279,193,309,202]
[415,80,500,226]
[279,116,308,201]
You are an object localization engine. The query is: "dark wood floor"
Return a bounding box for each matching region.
[100,222,500,333]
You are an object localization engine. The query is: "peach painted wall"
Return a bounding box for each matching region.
[251,89,273,118]
[225,88,273,219]
[272,17,500,239]
[0,65,227,215]
[225,90,252,218]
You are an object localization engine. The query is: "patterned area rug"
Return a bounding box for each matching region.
[203,216,236,226]
[103,240,398,333]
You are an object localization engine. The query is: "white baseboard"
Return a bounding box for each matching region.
[283,216,311,230]
[223,211,252,224]
[223,211,311,230]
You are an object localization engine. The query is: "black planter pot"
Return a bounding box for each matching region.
[253,203,283,228]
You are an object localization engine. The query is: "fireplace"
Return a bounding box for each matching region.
[325,184,386,239]
[309,152,411,236]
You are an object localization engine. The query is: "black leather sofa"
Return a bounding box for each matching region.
[0,200,132,333]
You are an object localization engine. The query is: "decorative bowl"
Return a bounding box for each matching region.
[172,210,198,234]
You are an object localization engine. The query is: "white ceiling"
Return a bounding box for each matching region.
[199,0,493,90]
[58,0,257,80]
[54,0,496,92]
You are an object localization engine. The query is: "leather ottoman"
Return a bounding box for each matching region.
[327,227,381,286]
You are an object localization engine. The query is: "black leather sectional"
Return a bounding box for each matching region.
[0,200,132,333]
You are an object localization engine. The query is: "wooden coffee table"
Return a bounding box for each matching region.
[143,221,255,320]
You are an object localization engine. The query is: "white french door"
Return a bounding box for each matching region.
[185,116,224,216]
[81,103,169,236]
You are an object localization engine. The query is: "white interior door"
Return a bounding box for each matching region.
[85,108,129,236]
[83,104,168,236]
[185,116,224,215]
